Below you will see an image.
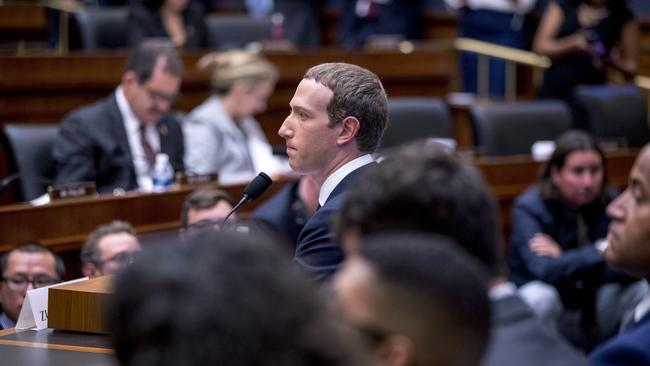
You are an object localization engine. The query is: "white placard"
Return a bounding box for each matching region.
[16,277,89,330]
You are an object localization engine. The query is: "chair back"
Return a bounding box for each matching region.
[574,84,649,147]
[1,124,59,202]
[205,14,271,50]
[470,100,572,156]
[381,97,453,150]
[74,7,128,51]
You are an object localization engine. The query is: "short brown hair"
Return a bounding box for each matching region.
[81,221,136,266]
[180,188,234,229]
[304,63,388,153]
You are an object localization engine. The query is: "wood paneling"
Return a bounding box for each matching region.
[0,47,455,148]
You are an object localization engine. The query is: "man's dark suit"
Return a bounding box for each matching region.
[589,312,650,365]
[251,180,308,247]
[482,294,587,366]
[53,94,184,193]
[294,164,372,281]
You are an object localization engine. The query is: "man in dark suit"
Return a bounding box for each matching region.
[589,145,650,364]
[337,142,587,366]
[251,175,319,246]
[53,41,184,193]
[277,62,388,280]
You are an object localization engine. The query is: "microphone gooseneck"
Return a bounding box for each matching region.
[222,172,273,223]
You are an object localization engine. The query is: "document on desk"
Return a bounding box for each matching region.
[16,277,89,330]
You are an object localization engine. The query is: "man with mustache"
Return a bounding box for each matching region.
[53,40,184,193]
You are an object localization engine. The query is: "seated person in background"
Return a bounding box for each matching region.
[81,220,141,278]
[53,41,185,194]
[589,143,650,364]
[445,0,536,97]
[251,175,319,246]
[334,232,491,366]
[533,0,637,125]
[180,188,235,232]
[338,141,587,366]
[109,230,372,366]
[183,50,290,184]
[0,242,64,329]
[509,130,645,349]
[128,0,207,48]
[338,0,425,48]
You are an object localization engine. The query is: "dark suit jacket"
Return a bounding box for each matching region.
[251,179,308,247]
[589,312,650,365]
[294,164,372,281]
[53,93,184,193]
[482,294,587,366]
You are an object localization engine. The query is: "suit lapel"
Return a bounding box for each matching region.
[325,162,376,205]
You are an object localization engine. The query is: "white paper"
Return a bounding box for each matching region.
[16,277,89,330]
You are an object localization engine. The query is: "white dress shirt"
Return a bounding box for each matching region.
[318,154,374,207]
[115,87,160,191]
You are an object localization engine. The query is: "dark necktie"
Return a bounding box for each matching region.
[139,124,156,168]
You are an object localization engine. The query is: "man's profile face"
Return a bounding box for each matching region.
[95,233,141,276]
[0,251,59,322]
[605,147,650,278]
[123,57,181,125]
[333,257,391,356]
[278,78,339,176]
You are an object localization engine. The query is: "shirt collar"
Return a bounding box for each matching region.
[115,86,140,134]
[634,290,650,322]
[318,154,374,206]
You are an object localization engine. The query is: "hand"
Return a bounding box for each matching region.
[571,32,590,52]
[529,233,562,257]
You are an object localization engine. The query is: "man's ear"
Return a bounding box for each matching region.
[377,334,415,366]
[121,70,138,88]
[82,263,101,278]
[336,116,360,146]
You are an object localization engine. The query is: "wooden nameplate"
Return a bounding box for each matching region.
[48,276,113,334]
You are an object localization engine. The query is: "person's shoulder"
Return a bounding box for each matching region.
[62,96,114,127]
[514,185,543,206]
[589,319,650,365]
[487,294,588,366]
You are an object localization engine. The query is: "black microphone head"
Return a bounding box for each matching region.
[244,172,272,201]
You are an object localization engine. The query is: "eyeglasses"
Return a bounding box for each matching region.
[141,83,178,104]
[100,251,136,267]
[1,275,60,291]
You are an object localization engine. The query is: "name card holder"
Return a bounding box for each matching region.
[175,172,219,187]
[48,181,97,201]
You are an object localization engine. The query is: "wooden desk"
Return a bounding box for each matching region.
[0,178,290,254]
[0,328,115,366]
[0,149,637,254]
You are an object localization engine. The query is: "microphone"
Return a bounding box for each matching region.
[223,172,272,223]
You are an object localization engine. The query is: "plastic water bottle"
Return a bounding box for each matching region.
[152,153,174,191]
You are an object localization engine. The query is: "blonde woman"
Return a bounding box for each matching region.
[183,50,290,184]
